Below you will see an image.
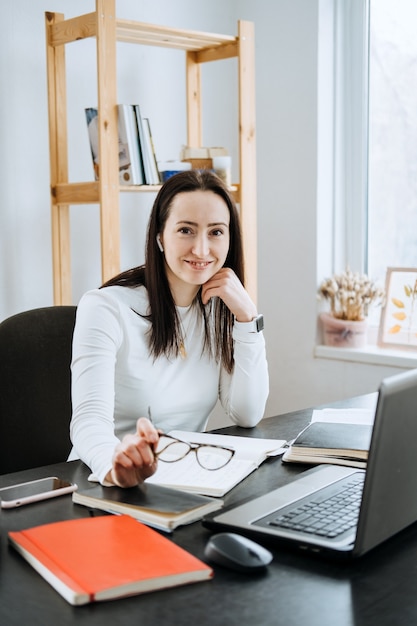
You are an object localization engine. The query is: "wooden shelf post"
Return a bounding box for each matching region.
[96,0,121,284]
[45,10,72,305]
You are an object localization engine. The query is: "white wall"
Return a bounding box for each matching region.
[0,0,406,428]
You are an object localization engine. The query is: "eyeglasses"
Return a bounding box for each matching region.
[154,434,235,471]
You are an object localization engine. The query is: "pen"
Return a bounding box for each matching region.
[147,406,163,445]
[147,406,152,423]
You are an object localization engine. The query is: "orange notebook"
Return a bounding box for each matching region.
[8,514,213,605]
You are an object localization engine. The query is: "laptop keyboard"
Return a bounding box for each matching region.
[259,472,365,539]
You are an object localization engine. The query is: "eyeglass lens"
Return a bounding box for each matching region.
[155,436,233,470]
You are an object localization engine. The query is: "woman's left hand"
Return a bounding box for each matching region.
[201,267,257,322]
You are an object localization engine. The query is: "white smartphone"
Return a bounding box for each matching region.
[0,477,78,509]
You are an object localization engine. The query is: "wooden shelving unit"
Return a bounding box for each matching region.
[45,0,257,304]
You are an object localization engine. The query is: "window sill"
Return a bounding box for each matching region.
[314,344,417,369]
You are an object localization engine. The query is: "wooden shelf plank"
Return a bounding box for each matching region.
[52,182,100,205]
[47,12,237,53]
[48,12,97,46]
[52,182,238,205]
[116,19,236,50]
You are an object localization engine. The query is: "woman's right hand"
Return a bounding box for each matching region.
[105,417,160,488]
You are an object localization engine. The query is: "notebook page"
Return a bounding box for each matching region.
[145,453,257,496]
[311,408,374,426]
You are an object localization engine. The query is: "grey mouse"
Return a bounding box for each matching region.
[204,532,273,573]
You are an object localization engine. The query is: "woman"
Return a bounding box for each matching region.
[69,170,269,487]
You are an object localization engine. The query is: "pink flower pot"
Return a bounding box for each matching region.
[320,312,368,348]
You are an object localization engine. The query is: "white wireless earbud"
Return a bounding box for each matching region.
[156,234,164,252]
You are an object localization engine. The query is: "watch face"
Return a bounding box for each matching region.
[256,315,264,332]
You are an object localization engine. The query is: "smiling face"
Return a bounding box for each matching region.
[160,190,230,305]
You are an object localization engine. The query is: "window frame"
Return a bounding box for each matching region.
[317,0,370,281]
[333,0,370,274]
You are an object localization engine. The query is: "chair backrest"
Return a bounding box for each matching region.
[0,306,77,475]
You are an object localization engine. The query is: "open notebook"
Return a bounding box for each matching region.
[204,369,417,559]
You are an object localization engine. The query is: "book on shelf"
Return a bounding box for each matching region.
[134,104,160,184]
[85,105,145,185]
[180,145,229,172]
[180,146,229,160]
[72,481,223,532]
[282,411,374,469]
[85,107,101,180]
[143,117,161,183]
[117,104,145,185]
[145,431,286,497]
[9,514,213,606]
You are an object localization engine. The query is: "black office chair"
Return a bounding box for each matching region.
[0,305,77,475]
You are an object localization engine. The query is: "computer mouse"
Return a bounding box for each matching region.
[204,532,273,573]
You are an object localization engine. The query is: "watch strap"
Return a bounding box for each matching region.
[236,314,264,333]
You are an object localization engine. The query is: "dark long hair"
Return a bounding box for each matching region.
[101,169,245,373]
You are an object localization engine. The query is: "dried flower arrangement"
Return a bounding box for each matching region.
[318,267,385,322]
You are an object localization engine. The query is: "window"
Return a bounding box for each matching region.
[367,0,417,281]
[333,0,417,282]
[325,0,417,316]
[316,0,417,365]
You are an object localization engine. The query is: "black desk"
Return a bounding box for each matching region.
[2,394,417,626]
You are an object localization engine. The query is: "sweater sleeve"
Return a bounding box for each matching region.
[70,290,122,484]
[218,322,269,427]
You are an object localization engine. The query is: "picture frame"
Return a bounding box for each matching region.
[378,267,417,350]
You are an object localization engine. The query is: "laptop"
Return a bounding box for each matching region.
[204,368,417,559]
